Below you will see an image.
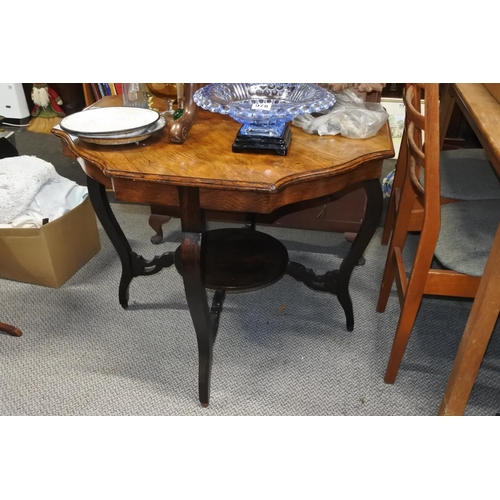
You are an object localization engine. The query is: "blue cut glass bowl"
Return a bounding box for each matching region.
[193,83,336,137]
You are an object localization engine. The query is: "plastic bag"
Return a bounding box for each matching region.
[292,88,389,139]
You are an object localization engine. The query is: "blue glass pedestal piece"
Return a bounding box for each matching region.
[232,124,292,155]
[194,83,336,155]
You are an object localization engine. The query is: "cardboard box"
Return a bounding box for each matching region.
[0,197,101,287]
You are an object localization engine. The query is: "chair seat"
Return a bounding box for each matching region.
[419,149,500,200]
[440,149,500,200]
[435,199,500,276]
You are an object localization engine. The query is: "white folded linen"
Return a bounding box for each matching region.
[0,155,88,228]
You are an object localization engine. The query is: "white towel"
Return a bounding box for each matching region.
[0,155,60,224]
[0,155,88,228]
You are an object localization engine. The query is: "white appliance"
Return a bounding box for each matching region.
[0,83,30,126]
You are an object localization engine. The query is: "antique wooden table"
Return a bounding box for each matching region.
[438,83,500,415]
[53,96,394,406]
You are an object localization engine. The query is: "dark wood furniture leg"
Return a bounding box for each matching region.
[87,176,175,308]
[0,322,22,336]
[87,176,133,307]
[178,187,221,407]
[149,213,171,244]
[286,177,382,332]
[337,178,383,331]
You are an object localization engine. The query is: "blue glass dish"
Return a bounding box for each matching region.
[193,83,336,138]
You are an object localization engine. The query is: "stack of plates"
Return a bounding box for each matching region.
[60,107,166,145]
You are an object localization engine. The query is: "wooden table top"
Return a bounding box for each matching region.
[54,96,394,190]
[452,83,500,172]
[53,96,394,213]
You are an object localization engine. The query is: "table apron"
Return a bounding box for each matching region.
[105,159,383,215]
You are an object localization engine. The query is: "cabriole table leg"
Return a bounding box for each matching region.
[179,187,216,407]
[87,176,175,308]
[337,178,383,331]
[87,176,135,308]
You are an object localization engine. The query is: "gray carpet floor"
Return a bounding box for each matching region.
[1,131,500,415]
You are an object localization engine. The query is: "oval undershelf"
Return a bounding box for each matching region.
[174,228,289,291]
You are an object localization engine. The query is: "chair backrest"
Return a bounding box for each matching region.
[404,83,441,247]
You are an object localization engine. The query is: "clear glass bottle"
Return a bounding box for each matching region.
[122,83,148,108]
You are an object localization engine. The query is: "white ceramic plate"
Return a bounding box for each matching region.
[76,116,166,140]
[60,107,160,136]
[77,116,167,145]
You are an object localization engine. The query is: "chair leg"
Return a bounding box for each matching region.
[377,191,415,313]
[0,322,22,337]
[384,235,438,383]
[381,126,408,245]
[376,252,396,313]
[381,185,397,246]
[384,298,422,383]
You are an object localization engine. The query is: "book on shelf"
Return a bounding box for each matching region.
[97,83,106,98]
[90,83,100,101]
[89,83,123,101]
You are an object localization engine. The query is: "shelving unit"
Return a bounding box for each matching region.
[82,83,124,107]
[82,83,95,107]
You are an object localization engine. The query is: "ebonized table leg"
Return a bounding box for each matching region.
[337,178,383,331]
[179,187,222,407]
[286,179,382,332]
[87,177,134,308]
[87,176,175,309]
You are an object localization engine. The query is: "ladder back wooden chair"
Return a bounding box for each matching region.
[381,85,500,246]
[376,83,500,384]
